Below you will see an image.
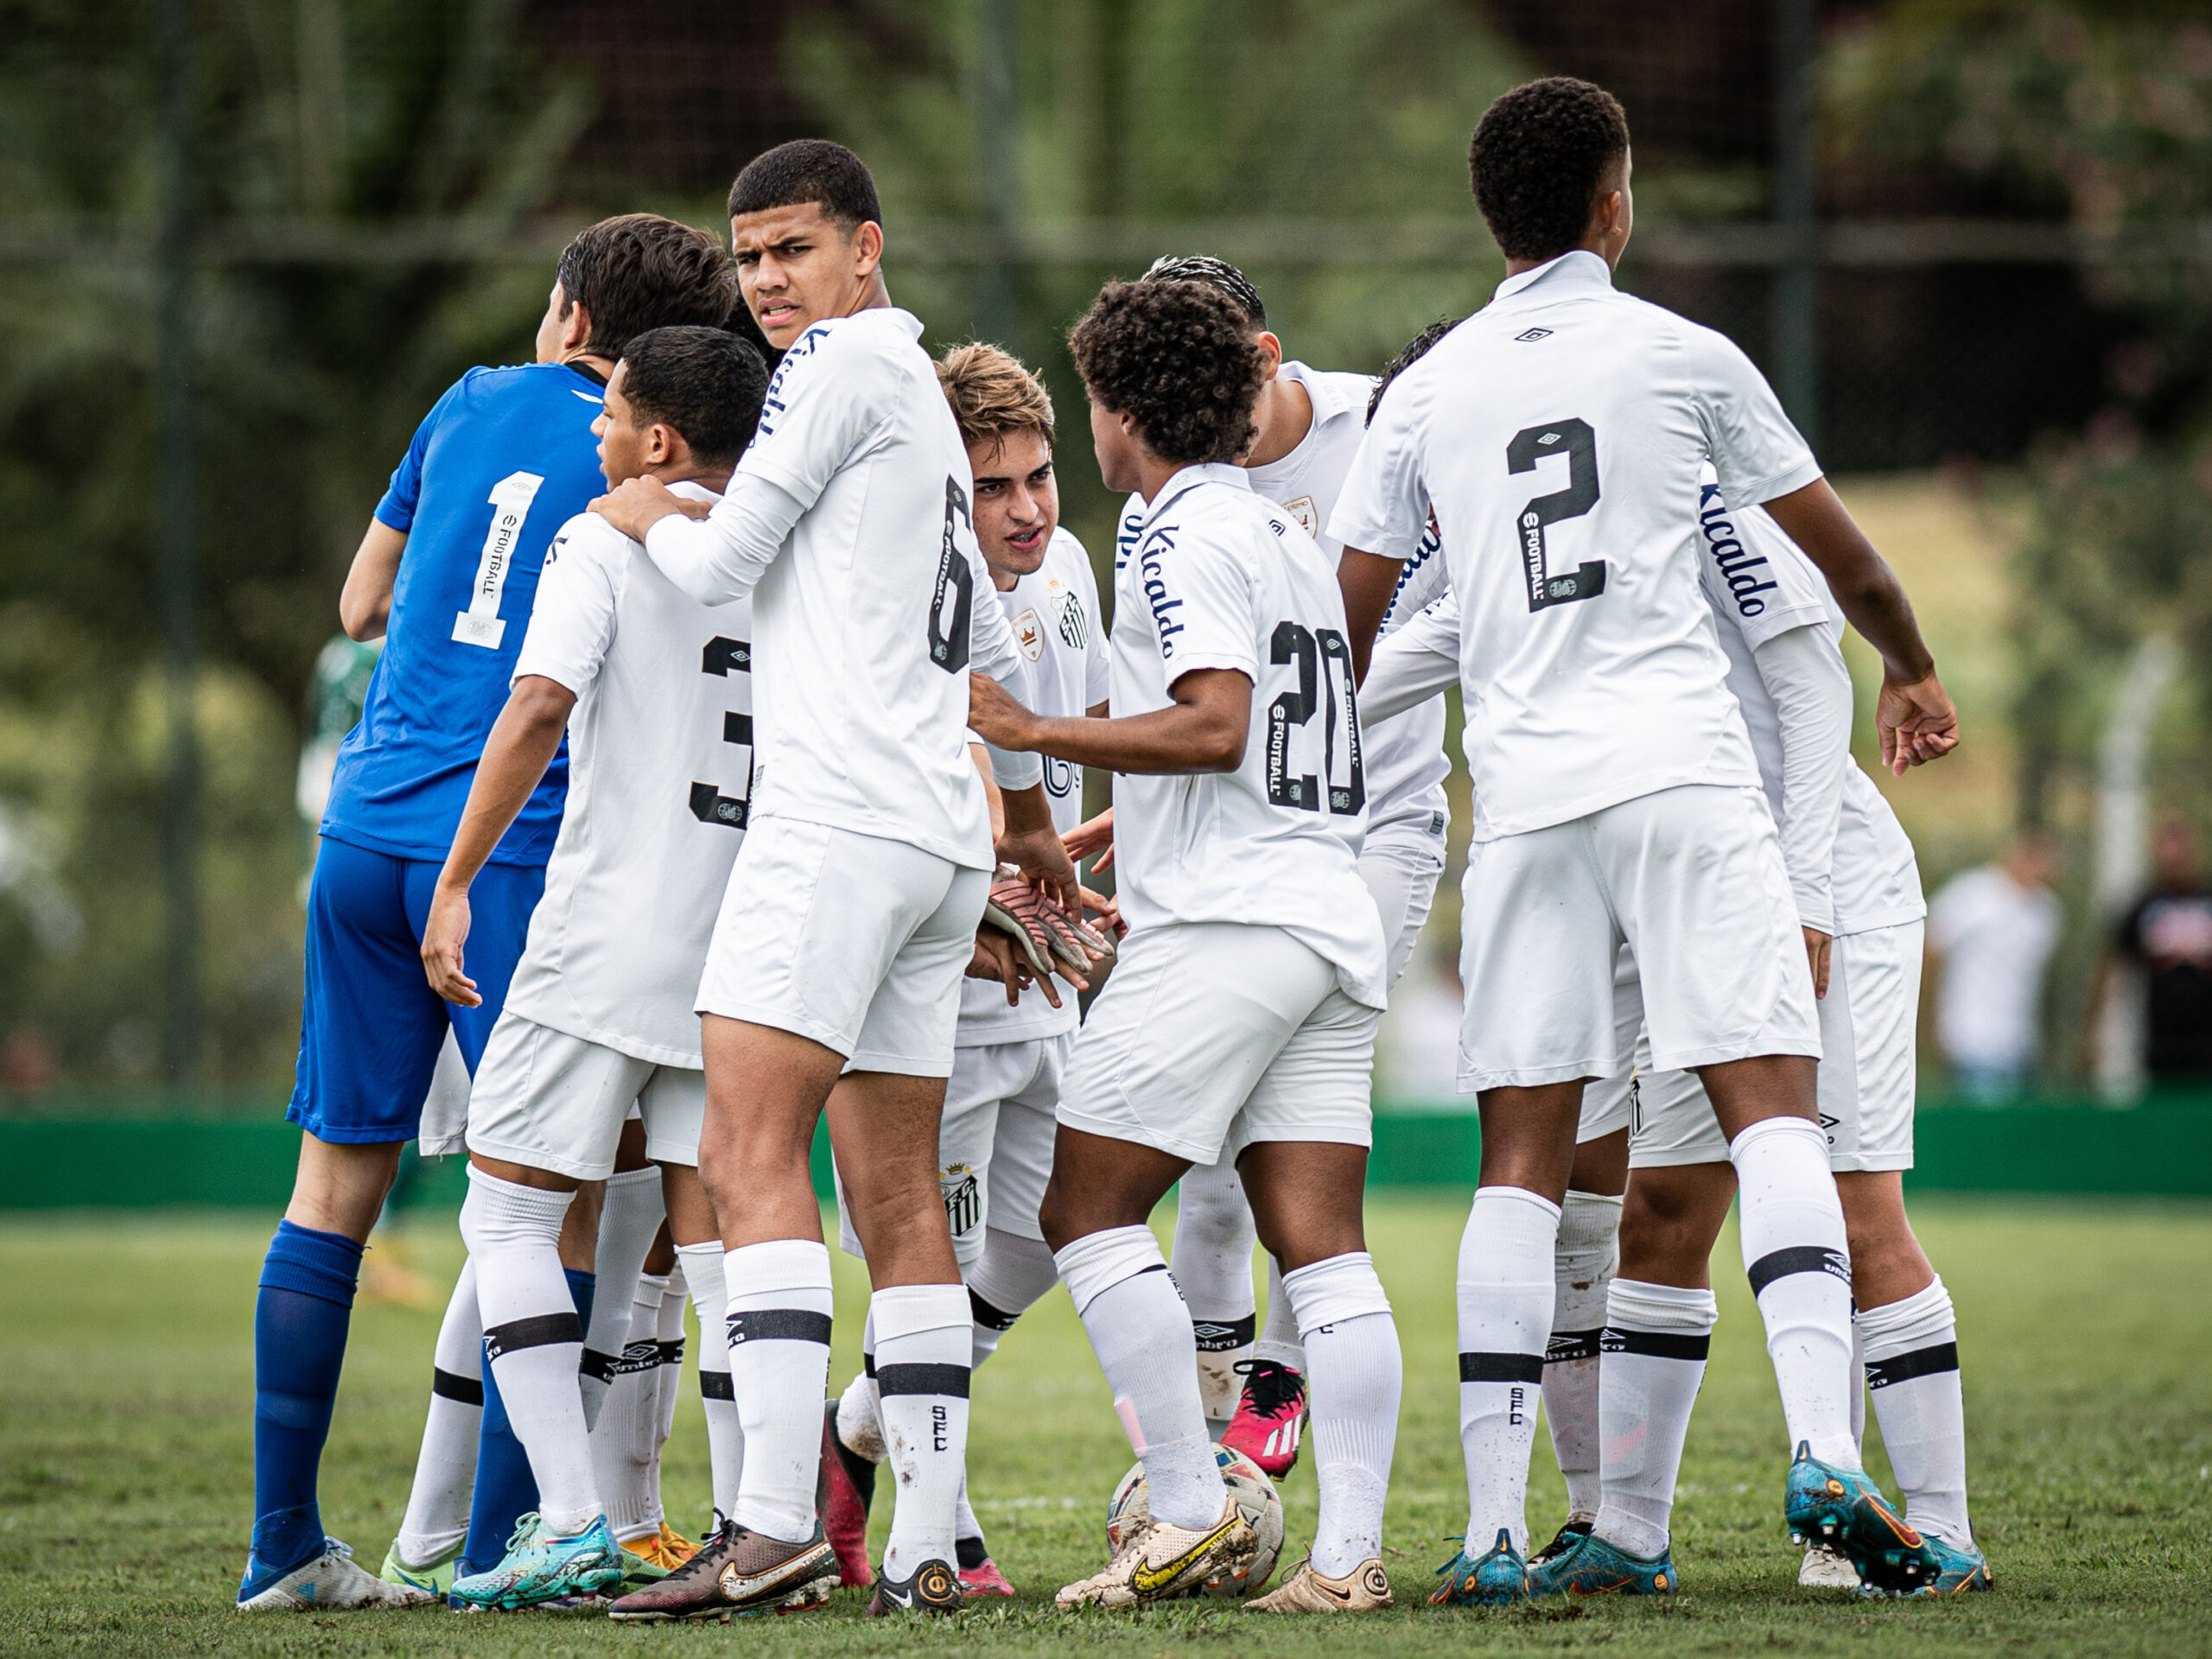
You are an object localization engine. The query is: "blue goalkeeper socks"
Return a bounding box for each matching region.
[248,1219,364,1585]
[459,1266,594,1574]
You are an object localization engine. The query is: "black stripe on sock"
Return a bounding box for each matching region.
[483,1312,582,1361]
[726,1308,832,1347]
[579,1348,621,1384]
[1459,1351,1545,1384]
[699,1368,734,1402]
[1545,1329,1602,1363]
[1747,1246,1852,1297]
[862,1350,876,1377]
[432,1366,484,1405]
[1600,1325,1713,1362]
[876,1362,972,1399]
[613,1338,661,1376]
[657,1338,686,1368]
[1192,1313,1257,1353]
[1866,1340,1959,1389]
[969,1287,1020,1332]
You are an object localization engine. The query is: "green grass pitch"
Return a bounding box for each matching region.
[1,1195,2207,1656]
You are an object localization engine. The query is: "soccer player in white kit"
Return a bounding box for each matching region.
[821,344,1111,1599]
[592,141,1077,1621]
[970,279,1403,1616]
[404,327,770,1611]
[1107,258,1452,1475]
[1332,78,1959,1603]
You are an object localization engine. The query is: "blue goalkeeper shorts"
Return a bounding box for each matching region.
[286,837,545,1145]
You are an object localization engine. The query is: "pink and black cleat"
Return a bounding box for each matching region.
[1219,1358,1308,1479]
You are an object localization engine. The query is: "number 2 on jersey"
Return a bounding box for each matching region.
[1267,621,1364,816]
[1508,417,1605,611]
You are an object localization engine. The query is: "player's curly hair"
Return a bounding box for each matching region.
[937,343,1055,451]
[1368,315,1463,426]
[1067,281,1265,465]
[1468,77,1630,264]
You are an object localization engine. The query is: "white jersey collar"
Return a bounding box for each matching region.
[1492,249,1614,305]
[1143,461,1249,527]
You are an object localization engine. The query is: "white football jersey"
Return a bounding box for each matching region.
[1695,478,1923,938]
[651,306,1028,871]
[1110,464,1386,1008]
[1332,250,1820,840]
[504,481,752,1066]
[959,526,1109,1045]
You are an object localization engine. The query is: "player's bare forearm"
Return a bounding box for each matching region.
[1338,547,1408,682]
[339,519,408,642]
[969,667,1249,775]
[437,677,575,895]
[1762,480,1959,773]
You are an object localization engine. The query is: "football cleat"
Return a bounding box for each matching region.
[447,1513,625,1612]
[1530,1518,1594,1566]
[1860,1534,1992,1598]
[238,1535,435,1611]
[605,1517,837,1622]
[1428,1529,1529,1606]
[1057,1492,1257,1609]
[1526,1529,1676,1597]
[1244,1556,1394,1612]
[1798,1541,1861,1589]
[1784,1442,1942,1596]
[378,1539,459,1599]
[1220,1359,1307,1478]
[820,1402,877,1587]
[867,1556,964,1617]
[958,1556,1016,1598]
[648,1523,697,1568]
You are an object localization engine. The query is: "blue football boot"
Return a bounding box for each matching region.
[448,1513,625,1611]
[1526,1529,1677,1598]
[1783,1442,1942,1596]
[1428,1529,1529,1606]
[1861,1533,1992,1598]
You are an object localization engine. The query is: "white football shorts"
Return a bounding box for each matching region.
[837,1029,1070,1269]
[696,816,988,1079]
[1360,827,1447,993]
[466,1013,705,1181]
[1456,784,1821,1092]
[1574,945,1645,1143]
[1630,918,1923,1173]
[1058,922,1379,1166]
[416,1028,473,1158]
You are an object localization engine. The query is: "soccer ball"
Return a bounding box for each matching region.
[1104,1445,1284,1598]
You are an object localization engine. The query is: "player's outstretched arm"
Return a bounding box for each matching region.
[420,675,575,1006]
[1338,548,1409,683]
[594,473,803,608]
[1761,480,1960,776]
[969,666,1249,778]
[338,519,408,642]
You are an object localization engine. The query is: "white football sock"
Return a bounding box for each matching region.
[1171,1159,1257,1422]
[1284,1252,1400,1578]
[1455,1185,1560,1556]
[1730,1117,1859,1469]
[1544,1189,1620,1522]
[1592,1278,1716,1560]
[1849,1316,1867,1452]
[723,1238,834,1544]
[872,1282,972,1579]
[1859,1276,1972,1548]
[835,1365,885,1465]
[1254,1254,1306,1370]
[581,1169,664,1432]
[394,1255,482,1567]
[676,1243,743,1524]
[967,1226,1058,1370]
[954,1474,984,1551]
[460,1169,601,1536]
[592,1271,668,1542]
[1057,1225,1223,1532]
[652,1262,686,1455]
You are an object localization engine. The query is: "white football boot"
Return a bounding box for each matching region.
[238,1536,436,1611]
[1056,1492,1255,1610]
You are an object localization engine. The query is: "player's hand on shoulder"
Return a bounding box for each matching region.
[967,671,1038,752]
[590,474,687,542]
[1876,670,1960,776]
[420,882,481,1007]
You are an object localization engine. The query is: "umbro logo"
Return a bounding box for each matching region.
[1516,327,1553,342]
[1537,431,1561,445]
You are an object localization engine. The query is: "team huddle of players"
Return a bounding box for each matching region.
[236,74,1983,1622]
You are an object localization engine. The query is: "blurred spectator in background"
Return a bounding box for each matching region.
[2087,813,2212,1088]
[1927,832,2062,1099]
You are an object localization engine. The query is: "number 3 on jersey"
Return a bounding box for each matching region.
[1508,417,1605,611]
[689,635,752,828]
[1267,621,1364,816]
